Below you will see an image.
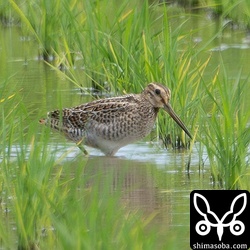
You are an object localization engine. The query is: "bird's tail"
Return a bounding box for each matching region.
[39,118,46,125]
[39,112,83,142]
[39,115,63,132]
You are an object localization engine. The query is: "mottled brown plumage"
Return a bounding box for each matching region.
[40,83,192,156]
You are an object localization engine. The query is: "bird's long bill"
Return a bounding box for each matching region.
[164,103,193,139]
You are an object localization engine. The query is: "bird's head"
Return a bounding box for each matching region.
[143,83,192,139]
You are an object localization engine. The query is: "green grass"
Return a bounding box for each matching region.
[205,0,250,28]
[0,87,188,249]
[200,65,250,189]
[0,80,172,249]
[0,80,183,249]
[3,0,250,195]
[0,0,250,248]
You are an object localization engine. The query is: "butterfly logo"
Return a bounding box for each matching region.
[193,193,247,241]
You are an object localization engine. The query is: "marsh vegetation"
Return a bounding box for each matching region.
[0,0,250,249]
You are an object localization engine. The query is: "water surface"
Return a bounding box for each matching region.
[1,12,250,248]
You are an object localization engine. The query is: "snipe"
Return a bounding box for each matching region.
[40,83,192,156]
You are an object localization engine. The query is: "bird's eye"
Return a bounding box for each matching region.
[155,89,161,95]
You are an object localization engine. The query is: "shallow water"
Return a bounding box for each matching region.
[1,12,250,248]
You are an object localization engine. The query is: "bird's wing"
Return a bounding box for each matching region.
[47,95,140,129]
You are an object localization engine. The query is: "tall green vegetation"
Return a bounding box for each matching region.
[0,0,250,248]
[200,67,250,189]
[206,0,250,28]
[0,80,171,249]
[3,0,250,187]
[171,0,250,29]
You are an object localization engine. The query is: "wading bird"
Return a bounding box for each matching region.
[40,83,192,156]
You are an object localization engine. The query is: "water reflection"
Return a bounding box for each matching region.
[78,150,212,247]
[62,141,210,215]
[1,14,248,247]
[1,141,212,248]
[85,157,164,213]
[1,133,211,248]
